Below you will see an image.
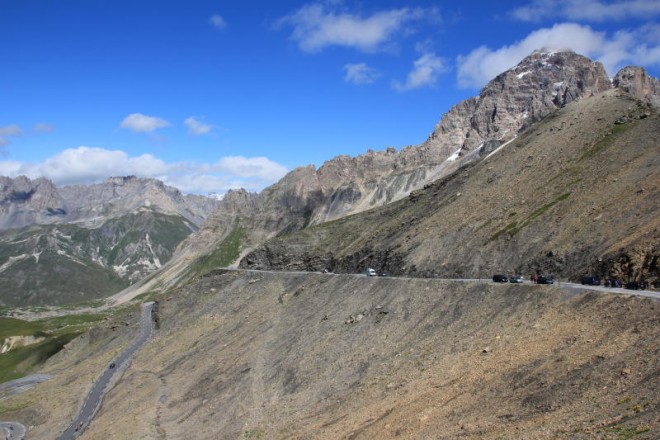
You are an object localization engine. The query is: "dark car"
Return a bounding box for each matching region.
[604,278,622,288]
[492,274,508,283]
[509,276,524,283]
[378,272,388,277]
[625,281,644,290]
[109,362,116,369]
[581,276,600,286]
[537,276,554,284]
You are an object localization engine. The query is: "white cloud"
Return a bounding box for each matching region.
[456,22,660,89]
[184,117,213,136]
[0,147,288,195]
[210,14,227,29]
[0,124,22,147]
[392,52,447,91]
[214,156,288,181]
[20,147,169,185]
[276,3,426,52]
[120,113,170,133]
[511,0,660,22]
[0,160,22,175]
[0,125,22,136]
[343,62,380,84]
[33,123,55,133]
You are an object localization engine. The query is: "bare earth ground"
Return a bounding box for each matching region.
[1,270,658,439]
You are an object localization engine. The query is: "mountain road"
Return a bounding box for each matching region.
[56,301,156,440]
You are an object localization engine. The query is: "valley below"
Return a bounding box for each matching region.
[2,270,658,439]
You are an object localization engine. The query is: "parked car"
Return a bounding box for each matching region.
[492,274,508,283]
[625,281,644,290]
[537,276,554,284]
[509,275,524,283]
[581,276,600,286]
[378,272,388,277]
[366,268,377,277]
[604,278,622,288]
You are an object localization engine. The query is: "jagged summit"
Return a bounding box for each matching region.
[116,50,660,305]
[423,50,611,161]
[0,175,219,230]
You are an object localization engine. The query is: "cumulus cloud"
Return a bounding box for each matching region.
[456,22,660,88]
[276,3,427,52]
[210,14,227,29]
[184,117,213,136]
[120,113,170,133]
[0,147,288,195]
[5,147,170,186]
[0,124,22,147]
[511,0,660,22]
[343,62,380,84]
[392,52,447,91]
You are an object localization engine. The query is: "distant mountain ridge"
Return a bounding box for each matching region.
[0,175,217,230]
[0,176,220,306]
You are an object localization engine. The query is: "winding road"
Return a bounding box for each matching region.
[242,268,660,300]
[56,301,156,440]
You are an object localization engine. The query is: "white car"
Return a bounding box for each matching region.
[367,268,377,277]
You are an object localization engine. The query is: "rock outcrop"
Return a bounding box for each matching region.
[0,176,67,229]
[613,65,660,107]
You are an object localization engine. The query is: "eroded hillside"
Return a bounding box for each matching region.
[242,90,660,286]
[3,271,658,439]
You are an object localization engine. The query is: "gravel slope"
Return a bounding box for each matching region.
[6,270,656,439]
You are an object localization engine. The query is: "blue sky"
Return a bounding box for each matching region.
[1,0,659,194]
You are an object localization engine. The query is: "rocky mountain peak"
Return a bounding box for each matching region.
[613,66,660,107]
[220,189,258,214]
[425,50,611,161]
[0,175,220,231]
[0,176,66,229]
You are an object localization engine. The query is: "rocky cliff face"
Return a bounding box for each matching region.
[0,175,219,230]
[58,175,218,228]
[0,176,67,229]
[613,65,660,107]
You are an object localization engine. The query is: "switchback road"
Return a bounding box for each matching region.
[56,301,155,440]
